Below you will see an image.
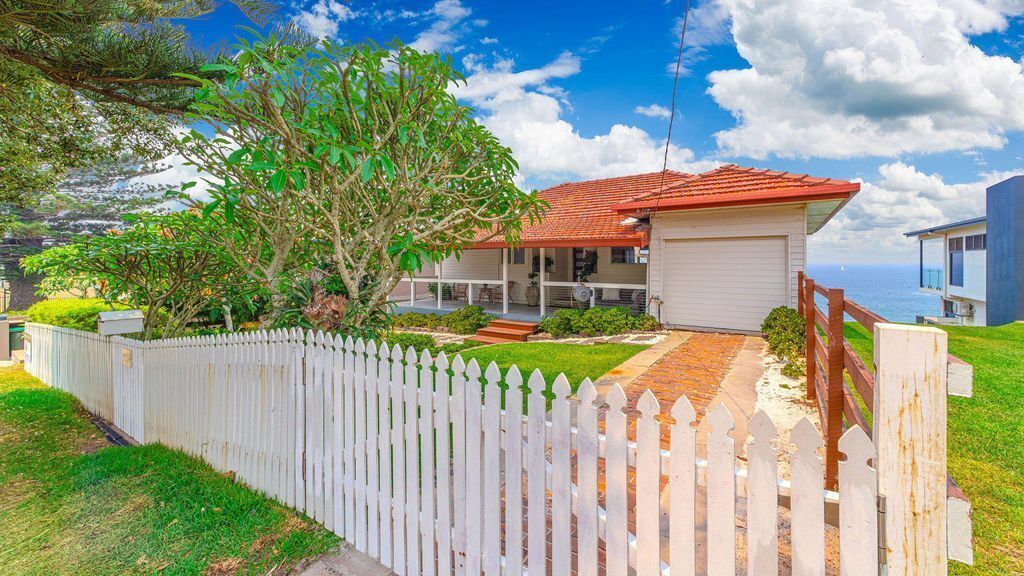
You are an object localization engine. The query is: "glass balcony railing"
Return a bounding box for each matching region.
[921,267,943,290]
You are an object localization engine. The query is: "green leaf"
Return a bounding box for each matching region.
[329,147,341,165]
[270,88,285,107]
[269,171,288,193]
[360,158,375,183]
[180,181,197,191]
[201,199,222,217]
[227,148,251,164]
[246,162,277,171]
[199,63,235,73]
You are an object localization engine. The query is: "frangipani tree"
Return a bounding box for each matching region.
[177,35,545,331]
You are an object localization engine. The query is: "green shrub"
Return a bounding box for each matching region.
[761,306,806,376]
[539,308,583,338]
[632,313,661,331]
[382,332,482,356]
[390,312,445,329]
[440,305,494,335]
[540,307,661,337]
[384,331,437,353]
[26,299,131,332]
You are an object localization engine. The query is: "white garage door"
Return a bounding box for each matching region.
[662,236,789,332]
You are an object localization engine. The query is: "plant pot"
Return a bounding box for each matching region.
[525,285,540,306]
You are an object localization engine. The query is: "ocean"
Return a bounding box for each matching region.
[806,264,939,323]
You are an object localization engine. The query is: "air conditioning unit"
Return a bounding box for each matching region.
[953,301,975,318]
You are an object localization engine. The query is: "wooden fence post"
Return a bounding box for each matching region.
[873,323,948,575]
[797,271,805,317]
[824,287,845,489]
[804,278,816,402]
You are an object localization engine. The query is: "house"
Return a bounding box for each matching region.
[393,164,860,333]
[905,175,1024,326]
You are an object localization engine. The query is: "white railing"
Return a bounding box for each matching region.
[22,321,955,575]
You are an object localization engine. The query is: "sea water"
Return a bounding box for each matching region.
[806,264,940,323]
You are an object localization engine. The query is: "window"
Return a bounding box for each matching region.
[573,248,598,281]
[966,233,986,251]
[506,248,526,265]
[949,237,964,287]
[611,247,647,264]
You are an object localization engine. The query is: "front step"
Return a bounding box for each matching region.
[476,326,532,342]
[469,334,518,345]
[472,319,539,343]
[489,319,540,331]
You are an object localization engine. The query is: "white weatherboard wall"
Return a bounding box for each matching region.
[649,205,806,331]
[21,322,910,576]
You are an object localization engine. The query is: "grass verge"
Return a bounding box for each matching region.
[457,341,648,393]
[0,365,338,576]
[844,322,1024,574]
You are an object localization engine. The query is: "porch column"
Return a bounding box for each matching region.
[539,248,546,317]
[502,248,509,315]
[437,260,443,310]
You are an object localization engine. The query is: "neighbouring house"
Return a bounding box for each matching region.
[392,164,860,332]
[905,174,1024,327]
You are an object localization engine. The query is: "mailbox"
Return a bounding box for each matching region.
[97,310,145,336]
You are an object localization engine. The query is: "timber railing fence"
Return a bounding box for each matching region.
[24,318,971,574]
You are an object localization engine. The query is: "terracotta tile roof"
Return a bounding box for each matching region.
[613,164,860,213]
[474,165,859,248]
[474,170,694,248]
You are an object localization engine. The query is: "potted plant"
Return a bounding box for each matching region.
[526,271,540,306]
[527,255,554,307]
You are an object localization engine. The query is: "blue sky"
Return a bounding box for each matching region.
[173,0,1024,264]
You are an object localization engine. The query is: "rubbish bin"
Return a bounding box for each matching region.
[9,325,24,351]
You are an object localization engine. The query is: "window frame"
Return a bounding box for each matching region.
[948,236,964,287]
[506,248,526,265]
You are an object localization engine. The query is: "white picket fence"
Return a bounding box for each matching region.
[22,322,955,575]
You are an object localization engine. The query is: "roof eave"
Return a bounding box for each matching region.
[472,234,648,249]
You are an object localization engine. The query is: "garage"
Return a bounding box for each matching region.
[661,236,789,332]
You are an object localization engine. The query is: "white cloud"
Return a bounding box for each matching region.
[704,0,1024,159]
[809,162,1019,263]
[634,104,673,120]
[409,0,473,53]
[291,0,356,40]
[453,53,718,187]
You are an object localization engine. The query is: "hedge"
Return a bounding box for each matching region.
[25,299,131,332]
[539,307,661,338]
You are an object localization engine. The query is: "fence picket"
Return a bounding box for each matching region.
[502,366,524,576]
[376,342,394,569]
[404,346,421,576]
[669,396,696,576]
[604,385,629,576]
[344,336,357,540]
[419,350,437,576]
[366,340,381,557]
[451,355,468,576]
[706,403,736,576]
[390,344,407,576]
[525,369,547,576]
[550,374,572,576]
[355,338,369,552]
[791,418,825,576]
[839,426,878,576]
[463,359,483,576]
[576,379,599,576]
[482,363,502,576]
[635,390,661,576]
[322,334,336,533]
[435,352,453,576]
[747,411,779,575]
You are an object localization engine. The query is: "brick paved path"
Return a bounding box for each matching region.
[623,332,745,444]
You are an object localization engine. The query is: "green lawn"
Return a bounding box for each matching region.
[457,342,648,393]
[0,366,338,576]
[844,322,1024,574]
